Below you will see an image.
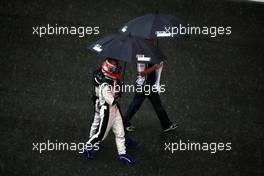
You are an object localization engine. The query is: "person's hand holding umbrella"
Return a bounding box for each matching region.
[139,62,163,76]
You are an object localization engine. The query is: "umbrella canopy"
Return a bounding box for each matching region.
[119,13,186,39]
[88,33,164,64]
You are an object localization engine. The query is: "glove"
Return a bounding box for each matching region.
[83,149,93,159]
[112,95,120,105]
[118,154,135,165]
[112,90,122,105]
[115,90,122,99]
[115,80,123,98]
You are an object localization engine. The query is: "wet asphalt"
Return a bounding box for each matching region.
[0,0,263,175]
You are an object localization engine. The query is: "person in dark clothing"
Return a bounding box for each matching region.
[84,58,135,165]
[124,62,178,132]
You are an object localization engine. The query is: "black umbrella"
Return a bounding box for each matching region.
[88,33,164,64]
[119,12,186,40]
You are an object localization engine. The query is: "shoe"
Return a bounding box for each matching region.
[125,125,136,132]
[83,149,93,159]
[125,137,140,148]
[118,154,135,165]
[163,123,178,132]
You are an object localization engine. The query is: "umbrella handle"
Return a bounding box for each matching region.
[122,62,127,84]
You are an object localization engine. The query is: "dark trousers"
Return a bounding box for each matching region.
[124,92,172,130]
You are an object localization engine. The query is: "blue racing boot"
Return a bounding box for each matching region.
[118,154,135,165]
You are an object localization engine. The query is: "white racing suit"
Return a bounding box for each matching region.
[88,81,126,155]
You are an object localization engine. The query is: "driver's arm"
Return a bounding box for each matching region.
[139,64,162,76]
